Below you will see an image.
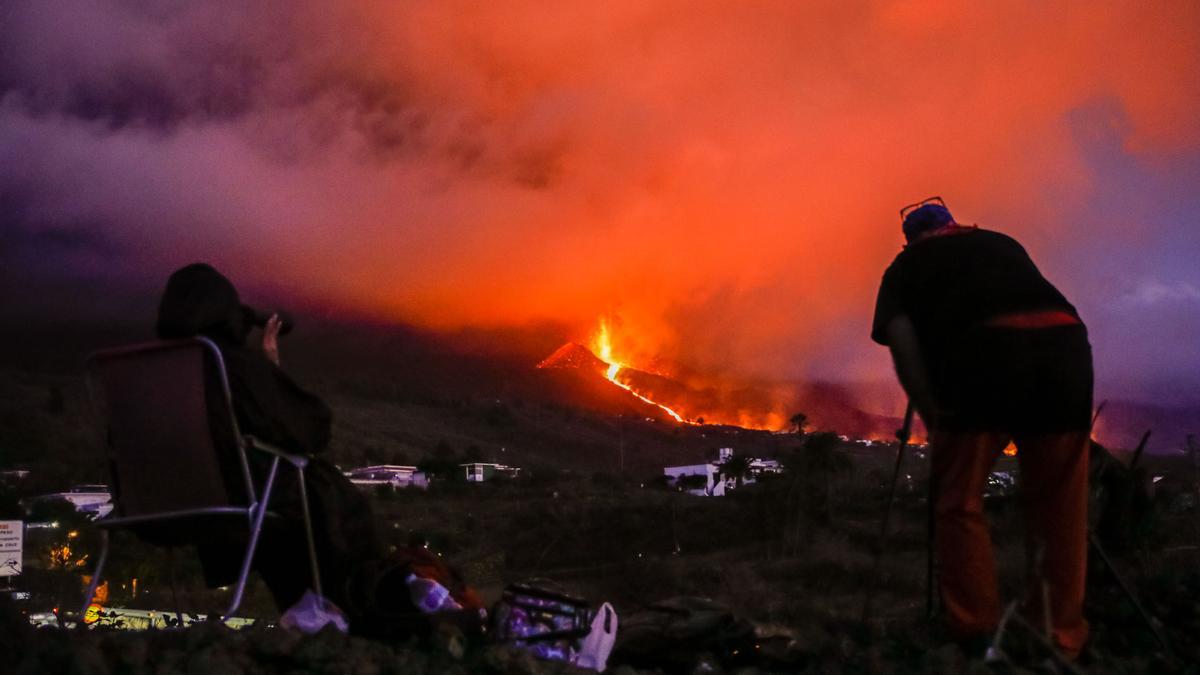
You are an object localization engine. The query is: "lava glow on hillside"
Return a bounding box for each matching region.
[561,309,811,432]
[537,318,807,430]
[537,318,692,424]
[590,319,690,424]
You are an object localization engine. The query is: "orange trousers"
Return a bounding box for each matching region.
[931,430,1090,657]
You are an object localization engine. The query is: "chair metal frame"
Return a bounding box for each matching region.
[80,337,323,620]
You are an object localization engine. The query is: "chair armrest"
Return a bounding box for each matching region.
[243,435,311,469]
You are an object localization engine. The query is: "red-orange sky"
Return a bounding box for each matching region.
[3,1,1199,411]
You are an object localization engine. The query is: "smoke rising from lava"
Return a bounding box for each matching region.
[2,2,1199,413]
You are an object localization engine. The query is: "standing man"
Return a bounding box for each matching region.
[871,199,1093,659]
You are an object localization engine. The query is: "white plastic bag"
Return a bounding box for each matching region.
[575,602,618,672]
[406,573,463,613]
[280,589,349,634]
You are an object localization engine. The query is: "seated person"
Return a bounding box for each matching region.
[155,263,381,616]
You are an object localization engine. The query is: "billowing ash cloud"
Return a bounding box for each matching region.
[2,1,1199,408]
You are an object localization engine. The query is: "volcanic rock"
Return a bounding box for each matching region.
[536,342,608,373]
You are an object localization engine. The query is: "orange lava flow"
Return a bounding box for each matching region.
[592,319,691,424]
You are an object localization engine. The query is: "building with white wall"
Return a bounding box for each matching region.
[663,448,782,497]
[461,463,521,483]
[30,485,114,519]
[663,461,726,497]
[344,465,429,490]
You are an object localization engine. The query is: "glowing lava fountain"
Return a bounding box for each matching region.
[590,319,691,424]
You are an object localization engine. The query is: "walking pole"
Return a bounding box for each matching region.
[1089,400,1107,433]
[926,458,936,618]
[861,401,916,626]
[1128,429,1152,472]
[1083,407,1175,659]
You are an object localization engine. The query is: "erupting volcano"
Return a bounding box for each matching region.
[590,319,690,424]
[537,319,691,424]
[536,319,929,438]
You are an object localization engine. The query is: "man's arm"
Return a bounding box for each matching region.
[883,314,939,429]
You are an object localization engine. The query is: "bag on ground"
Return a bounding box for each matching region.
[491,582,595,663]
[280,589,349,634]
[575,601,619,671]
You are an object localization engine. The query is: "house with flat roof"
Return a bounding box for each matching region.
[664,461,726,497]
[460,462,521,483]
[663,448,782,497]
[29,484,114,519]
[343,465,429,490]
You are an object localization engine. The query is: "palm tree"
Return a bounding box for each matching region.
[789,412,808,437]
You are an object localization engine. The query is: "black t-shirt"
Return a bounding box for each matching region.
[871,227,1080,368]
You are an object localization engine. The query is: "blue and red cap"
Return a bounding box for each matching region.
[902,203,955,243]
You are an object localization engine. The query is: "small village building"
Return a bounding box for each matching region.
[0,469,30,486]
[663,462,726,497]
[748,458,783,476]
[460,462,521,483]
[344,465,429,490]
[30,484,114,519]
[663,447,781,497]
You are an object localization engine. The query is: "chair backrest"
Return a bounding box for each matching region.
[85,338,254,518]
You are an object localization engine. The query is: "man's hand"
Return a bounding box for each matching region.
[263,313,282,366]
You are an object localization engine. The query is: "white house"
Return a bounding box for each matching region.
[31,484,114,519]
[344,465,429,490]
[461,462,521,483]
[663,448,781,497]
[748,458,784,476]
[663,461,726,497]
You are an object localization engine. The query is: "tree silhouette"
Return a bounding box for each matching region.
[789,412,808,437]
[721,454,754,489]
[418,441,461,480]
[792,432,854,522]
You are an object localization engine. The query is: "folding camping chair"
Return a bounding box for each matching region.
[80,337,322,619]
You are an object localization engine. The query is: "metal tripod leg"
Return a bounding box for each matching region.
[861,402,916,626]
[1088,532,1174,658]
[926,467,937,619]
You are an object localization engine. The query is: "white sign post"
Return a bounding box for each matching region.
[0,520,23,577]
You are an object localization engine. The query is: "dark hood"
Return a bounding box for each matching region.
[156,263,251,345]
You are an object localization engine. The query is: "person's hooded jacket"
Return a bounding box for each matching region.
[156,263,378,597]
[156,263,331,454]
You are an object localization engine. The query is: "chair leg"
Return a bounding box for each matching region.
[80,530,110,618]
[226,457,279,618]
[295,464,324,598]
